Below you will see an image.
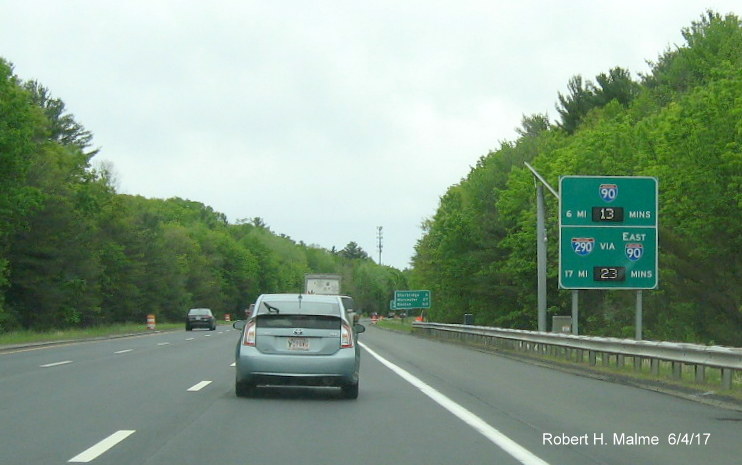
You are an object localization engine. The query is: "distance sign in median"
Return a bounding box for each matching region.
[393,290,431,309]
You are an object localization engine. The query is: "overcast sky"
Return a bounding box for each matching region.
[1,1,739,269]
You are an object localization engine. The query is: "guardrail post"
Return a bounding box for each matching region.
[651,359,660,377]
[672,362,682,380]
[695,365,706,384]
[721,368,733,390]
[589,351,597,366]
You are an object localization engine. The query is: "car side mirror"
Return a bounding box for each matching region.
[233,320,246,330]
[354,324,366,334]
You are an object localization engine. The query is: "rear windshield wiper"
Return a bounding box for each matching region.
[263,302,281,314]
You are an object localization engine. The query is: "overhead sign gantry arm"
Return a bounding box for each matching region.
[524,162,559,333]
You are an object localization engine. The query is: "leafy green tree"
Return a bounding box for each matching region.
[0,60,45,328]
[556,68,638,134]
[339,241,370,260]
[412,11,742,345]
[556,75,597,134]
[643,11,742,102]
[23,80,97,156]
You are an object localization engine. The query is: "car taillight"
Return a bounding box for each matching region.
[243,321,256,346]
[341,322,354,349]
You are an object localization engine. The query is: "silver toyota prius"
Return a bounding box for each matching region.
[233,293,365,399]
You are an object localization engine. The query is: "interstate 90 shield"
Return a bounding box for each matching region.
[625,243,644,261]
[599,183,618,203]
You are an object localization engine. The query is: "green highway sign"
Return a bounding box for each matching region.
[561,176,657,227]
[393,290,431,309]
[559,176,658,290]
[559,227,657,288]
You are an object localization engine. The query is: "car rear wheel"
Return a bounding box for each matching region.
[235,381,256,397]
[341,382,359,399]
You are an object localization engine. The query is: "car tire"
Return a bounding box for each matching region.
[210,324,216,331]
[341,382,359,399]
[235,381,256,397]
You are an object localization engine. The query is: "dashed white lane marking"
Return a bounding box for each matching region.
[68,430,135,462]
[187,380,213,392]
[359,342,551,465]
[157,342,170,346]
[185,337,195,341]
[114,349,133,354]
[40,360,73,368]
[230,362,236,367]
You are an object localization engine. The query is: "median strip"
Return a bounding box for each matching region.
[68,430,135,462]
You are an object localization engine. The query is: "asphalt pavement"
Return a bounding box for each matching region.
[1,323,739,464]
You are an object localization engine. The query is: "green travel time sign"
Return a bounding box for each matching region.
[559,176,658,290]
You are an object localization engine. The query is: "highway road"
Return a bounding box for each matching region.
[1,323,740,464]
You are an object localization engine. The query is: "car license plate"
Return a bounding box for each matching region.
[287,337,309,351]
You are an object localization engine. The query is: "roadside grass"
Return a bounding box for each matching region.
[0,322,184,346]
[533,349,742,403]
[374,318,415,333]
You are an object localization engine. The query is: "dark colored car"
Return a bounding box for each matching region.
[186,308,216,331]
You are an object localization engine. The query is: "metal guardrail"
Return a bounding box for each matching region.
[412,322,742,390]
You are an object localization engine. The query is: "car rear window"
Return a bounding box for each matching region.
[188,309,212,316]
[256,314,341,330]
[257,301,340,316]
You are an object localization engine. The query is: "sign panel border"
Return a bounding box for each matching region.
[559,175,658,290]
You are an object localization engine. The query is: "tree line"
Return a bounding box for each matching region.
[410,11,742,346]
[2,11,739,346]
[0,62,406,331]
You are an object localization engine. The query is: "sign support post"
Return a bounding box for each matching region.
[536,184,547,332]
[635,290,643,340]
[559,176,658,340]
[525,162,560,333]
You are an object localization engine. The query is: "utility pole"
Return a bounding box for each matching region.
[377,226,383,265]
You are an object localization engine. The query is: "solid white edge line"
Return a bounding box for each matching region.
[40,360,73,368]
[114,349,133,354]
[187,380,213,392]
[68,430,135,463]
[359,342,551,465]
